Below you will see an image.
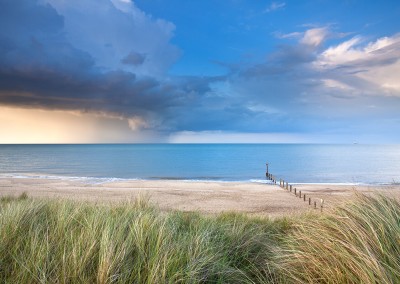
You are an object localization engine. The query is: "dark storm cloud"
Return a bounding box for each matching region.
[0,0,190,127]
[0,0,252,132]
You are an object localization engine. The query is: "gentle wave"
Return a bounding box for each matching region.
[249,179,276,184]
[0,173,135,184]
[0,173,275,184]
[0,173,395,186]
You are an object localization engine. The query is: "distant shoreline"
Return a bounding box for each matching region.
[0,173,395,186]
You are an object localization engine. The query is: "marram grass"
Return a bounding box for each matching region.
[0,192,399,283]
[0,194,289,283]
[277,193,400,284]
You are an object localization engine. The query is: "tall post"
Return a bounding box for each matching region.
[266,162,269,176]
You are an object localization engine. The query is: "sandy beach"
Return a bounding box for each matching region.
[1,177,399,217]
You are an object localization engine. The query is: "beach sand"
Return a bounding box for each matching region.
[1,177,399,217]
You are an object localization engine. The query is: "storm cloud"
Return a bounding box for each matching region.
[0,0,186,129]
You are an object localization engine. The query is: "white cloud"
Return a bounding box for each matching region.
[315,33,400,95]
[322,79,354,91]
[110,0,133,12]
[300,27,330,47]
[317,37,364,66]
[274,31,302,39]
[362,59,400,94]
[275,26,350,45]
[265,2,286,13]
[365,35,399,53]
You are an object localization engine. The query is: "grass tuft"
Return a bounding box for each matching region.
[0,193,399,283]
[277,193,400,283]
[0,196,288,283]
[0,192,28,203]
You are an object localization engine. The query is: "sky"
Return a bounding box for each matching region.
[0,0,400,143]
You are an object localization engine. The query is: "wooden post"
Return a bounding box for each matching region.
[266,162,269,176]
[299,190,302,198]
[314,201,317,209]
[309,197,311,205]
[321,199,324,212]
[294,188,297,196]
[303,194,306,201]
[286,182,288,190]
[289,185,292,192]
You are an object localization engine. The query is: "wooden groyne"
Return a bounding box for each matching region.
[265,162,324,211]
[265,163,277,184]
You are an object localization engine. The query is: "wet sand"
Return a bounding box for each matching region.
[0,177,399,217]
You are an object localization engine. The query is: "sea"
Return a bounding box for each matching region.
[0,144,399,185]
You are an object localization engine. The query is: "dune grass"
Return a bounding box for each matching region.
[278,193,400,283]
[0,192,399,283]
[0,194,290,283]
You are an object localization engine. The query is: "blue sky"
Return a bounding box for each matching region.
[0,0,400,143]
[137,0,400,76]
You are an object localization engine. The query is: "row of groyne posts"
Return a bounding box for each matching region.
[265,162,325,211]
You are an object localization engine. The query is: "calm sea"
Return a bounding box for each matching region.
[0,144,399,184]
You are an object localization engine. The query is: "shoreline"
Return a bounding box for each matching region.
[1,176,399,217]
[0,173,394,186]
